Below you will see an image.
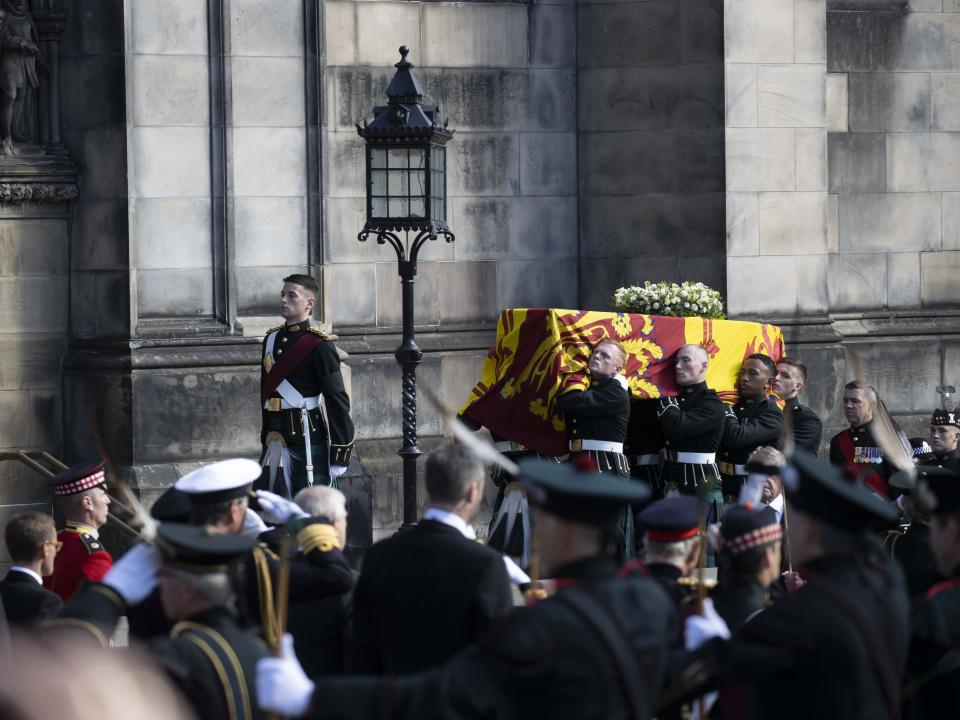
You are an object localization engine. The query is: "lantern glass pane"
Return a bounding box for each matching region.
[432,145,445,171]
[436,197,445,222]
[388,148,409,169]
[371,148,387,169]
[389,198,408,217]
[371,170,387,196]
[372,197,387,217]
[410,170,426,198]
[410,148,426,169]
[388,171,408,196]
[409,198,425,218]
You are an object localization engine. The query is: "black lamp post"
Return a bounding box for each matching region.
[357,46,455,529]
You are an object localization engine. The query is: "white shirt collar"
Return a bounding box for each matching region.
[764,493,785,522]
[8,565,42,585]
[423,507,476,540]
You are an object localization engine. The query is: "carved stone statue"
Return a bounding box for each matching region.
[0,0,40,155]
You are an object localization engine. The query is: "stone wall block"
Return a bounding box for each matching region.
[442,353,487,413]
[887,133,960,191]
[513,196,578,260]
[439,69,528,133]
[325,1,356,67]
[232,127,306,197]
[519,132,577,196]
[678,255,725,291]
[724,0,794,64]
[849,340,940,414]
[235,266,308,317]
[69,271,129,340]
[797,254,829,314]
[725,127,796,191]
[794,0,827,64]
[580,131,677,195]
[130,55,208,127]
[423,4,528,68]
[827,132,885,192]
[74,0,124,55]
[448,133,520,197]
[726,255,798,315]
[328,133,366,198]
[0,220,68,276]
[848,72,930,132]
[527,70,577,132]
[137,268,213,318]
[357,2,421,67]
[932,73,960,131]
[681,0,724,64]
[498,259,580,310]
[233,197,307,267]
[838,192,941,253]
[726,63,758,127]
[72,200,128,272]
[796,128,827,191]
[328,263,376,328]
[577,1,680,69]
[0,335,63,391]
[675,129,726,192]
[0,277,67,333]
[531,5,576,68]
[726,192,759,256]
[828,193,839,253]
[921,250,960,305]
[231,57,305,127]
[579,257,680,311]
[898,14,960,71]
[376,261,440,327]
[132,197,211,270]
[327,197,371,264]
[29,388,61,450]
[64,127,127,201]
[826,10,907,72]
[757,65,826,127]
[579,65,724,133]
[448,197,513,260]
[827,73,848,132]
[438,261,499,325]
[759,192,828,255]
[131,127,211,198]
[350,355,442,441]
[130,0,207,55]
[887,252,921,309]
[943,192,960,249]
[827,253,887,310]
[0,390,30,449]
[230,0,304,57]
[61,54,126,128]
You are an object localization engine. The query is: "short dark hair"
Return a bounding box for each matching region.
[844,381,878,403]
[189,498,242,527]
[5,511,56,564]
[721,545,769,581]
[745,353,776,377]
[777,357,807,382]
[283,273,320,298]
[425,443,484,505]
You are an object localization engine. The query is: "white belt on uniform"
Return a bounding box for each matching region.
[263,396,320,411]
[665,450,716,464]
[632,453,660,465]
[569,439,624,453]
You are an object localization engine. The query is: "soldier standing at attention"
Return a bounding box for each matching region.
[921,407,960,473]
[773,357,823,454]
[43,459,113,602]
[258,274,354,497]
[717,353,783,505]
[829,381,896,499]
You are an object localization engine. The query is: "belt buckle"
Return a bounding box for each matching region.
[570,439,582,452]
[266,398,282,412]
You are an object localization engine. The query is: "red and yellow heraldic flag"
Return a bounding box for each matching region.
[460,309,785,456]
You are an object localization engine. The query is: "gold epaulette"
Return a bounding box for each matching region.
[308,327,334,341]
[298,522,341,553]
[266,324,284,335]
[677,576,718,590]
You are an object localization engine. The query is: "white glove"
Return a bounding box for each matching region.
[684,597,731,651]
[241,508,269,538]
[103,542,162,605]
[256,490,309,525]
[329,464,348,479]
[256,633,315,717]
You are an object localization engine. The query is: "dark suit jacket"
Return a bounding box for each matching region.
[0,569,62,626]
[351,519,513,674]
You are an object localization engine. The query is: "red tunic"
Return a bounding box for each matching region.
[43,524,112,601]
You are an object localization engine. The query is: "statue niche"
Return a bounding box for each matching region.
[0,0,40,155]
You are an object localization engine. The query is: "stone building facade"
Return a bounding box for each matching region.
[1,0,958,554]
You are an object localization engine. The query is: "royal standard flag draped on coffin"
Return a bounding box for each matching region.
[459,309,785,457]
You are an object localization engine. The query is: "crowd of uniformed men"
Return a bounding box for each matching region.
[0,274,958,719]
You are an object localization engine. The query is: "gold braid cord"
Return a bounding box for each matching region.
[252,546,281,650]
[298,523,341,554]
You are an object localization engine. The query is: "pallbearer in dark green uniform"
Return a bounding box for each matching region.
[256,459,677,720]
[49,524,271,720]
[258,274,355,497]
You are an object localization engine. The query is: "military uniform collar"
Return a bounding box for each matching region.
[850,418,873,435]
[65,520,98,539]
[646,562,684,582]
[682,381,708,396]
[552,555,618,587]
[738,393,766,406]
[284,318,311,333]
[935,448,960,462]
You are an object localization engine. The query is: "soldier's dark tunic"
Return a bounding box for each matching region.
[829,420,896,499]
[626,398,665,494]
[258,319,354,496]
[697,540,910,720]
[907,578,960,718]
[54,584,270,720]
[304,555,676,720]
[885,521,943,599]
[718,395,782,501]
[711,580,767,635]
[783,396,822,455]
[557,375,631,477]
[919,447,960,474]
